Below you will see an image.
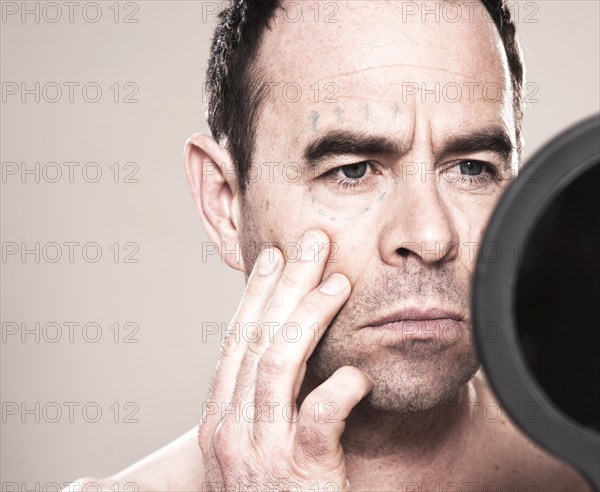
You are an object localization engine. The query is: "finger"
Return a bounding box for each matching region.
[207,246,283,406]
[254,229,331,356]
[294,366,373,467]
[232,230,331,406]
[254,272,351,419]
[293,363,307,404]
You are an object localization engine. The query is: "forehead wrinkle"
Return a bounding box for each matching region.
[252,0,512,158]
[319,86,509,105]
[332,95,403,105]
[314,62,474,85]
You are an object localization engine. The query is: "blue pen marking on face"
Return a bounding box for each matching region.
[362,104,370,122]
[310,111,319,131]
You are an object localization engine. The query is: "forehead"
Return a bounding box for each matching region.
[260,0,505,77]
[252,0,513,160]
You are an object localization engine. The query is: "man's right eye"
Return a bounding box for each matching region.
[320,161,377,191]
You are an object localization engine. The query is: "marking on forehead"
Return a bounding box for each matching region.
[362,104,370,122]
[334,105,344,123]
[315,63,474,83]
[328,94,408,105]
[310,111,319,131]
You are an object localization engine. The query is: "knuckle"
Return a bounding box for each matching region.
[296,424,329,459]
[220,332,243,360]
[240,321,262,345]
[245,340,265,361]
[301,393,335,425]
[243,279,269,302]
[258,346,288,376]
[301,395,322,416]
[212,421,234,455]
[297,298,322,320]
[279,269,305,290]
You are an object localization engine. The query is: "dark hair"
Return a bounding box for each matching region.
[205,0,524,196]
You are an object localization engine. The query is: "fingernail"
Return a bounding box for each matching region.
[319,273,348,295]
[299,230,322,262]
[256,248,279,276]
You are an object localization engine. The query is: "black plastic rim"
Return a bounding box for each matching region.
[473,114,600,491]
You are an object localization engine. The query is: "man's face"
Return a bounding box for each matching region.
[236,0,518,412]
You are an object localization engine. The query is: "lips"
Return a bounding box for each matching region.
[362,307,466,344]
[366,307,464,327]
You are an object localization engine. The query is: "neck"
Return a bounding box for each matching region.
[297,374,479,483]
[342,382,475,457]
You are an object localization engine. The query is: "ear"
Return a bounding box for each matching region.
[183,133,245,272]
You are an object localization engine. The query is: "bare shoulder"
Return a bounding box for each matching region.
[471,371,593,492]
[62,477,138,491]
[63,427,205,492]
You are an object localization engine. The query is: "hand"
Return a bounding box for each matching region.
[198,229,373,492]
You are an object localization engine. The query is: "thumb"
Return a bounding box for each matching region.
[295,366,373,466]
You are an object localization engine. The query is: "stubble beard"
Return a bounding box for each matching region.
[304,265,480,414]
[306,325,480,413]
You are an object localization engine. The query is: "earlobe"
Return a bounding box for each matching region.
[183,133,244,272]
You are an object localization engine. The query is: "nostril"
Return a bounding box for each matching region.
[396,247,410,257]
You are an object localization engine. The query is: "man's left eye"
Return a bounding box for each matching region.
[459,160,485,176]
[340,162,368,179]
[451,159,501,186]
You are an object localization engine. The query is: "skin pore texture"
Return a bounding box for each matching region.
[69,1,591,491]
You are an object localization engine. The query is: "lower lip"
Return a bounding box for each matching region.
[363,318,465,344]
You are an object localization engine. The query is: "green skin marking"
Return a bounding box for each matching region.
[362,104,370,121]
[310,111,319,131]
[308,190,383,222]
[303,109,389,221]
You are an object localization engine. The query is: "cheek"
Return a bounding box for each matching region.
[443,193,500,269]
[247,187,378,282]
[320,224,377,283]
[307,182,394,222]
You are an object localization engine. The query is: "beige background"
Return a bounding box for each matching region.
[1,0,599,486]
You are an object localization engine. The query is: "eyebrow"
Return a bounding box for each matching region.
[442,126,514,162]
[303,130,403,169]
[302,126,514,169]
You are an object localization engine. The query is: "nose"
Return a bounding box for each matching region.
[378,164,460,266]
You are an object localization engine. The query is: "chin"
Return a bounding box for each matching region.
[307,340,480,413]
